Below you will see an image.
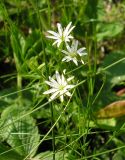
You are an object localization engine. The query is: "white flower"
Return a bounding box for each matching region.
[46,22,75,48]
[62,40,87,66]
[43,71,75,102]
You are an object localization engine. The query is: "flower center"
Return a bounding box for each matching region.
[59,85,65,90]
[70,52,77,58]
[61,35,64,41]
[61,31,66,42]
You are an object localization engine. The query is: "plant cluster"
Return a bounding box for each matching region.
[0,0,125,160]
[43,22,87,102]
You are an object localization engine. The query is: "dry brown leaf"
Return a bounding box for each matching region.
[96,100,125,119]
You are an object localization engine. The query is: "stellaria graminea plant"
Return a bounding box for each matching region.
[46,22,75,48]
[43,70,75,102]
[62,40,87,66]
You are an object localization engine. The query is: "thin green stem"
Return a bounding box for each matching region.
[84,19,98,156]
[17,73,22,99]
[50,103,55,160]
[0,80,86,131]
[78,145,125,160]
[47,0,51,27]
[62,0,68,22]
[23,89,75,160]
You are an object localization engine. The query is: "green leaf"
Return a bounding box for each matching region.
[96,118,116,129]
[97,22,124,41]
[10,28,24,66]
[34,151,69,160]
[102,51,125,87]
[0,105,40,157]
[113,150,125,160]
[85,0,98,19]
[0,143,23,160]
[24,30,43,60]
[93,51,125,112]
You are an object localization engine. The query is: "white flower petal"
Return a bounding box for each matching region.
[60,95,64,102]
[47,30,59,37]
[66,85,75,89]
[77,47,86,53]
[43,70,75,102]
[61,74,67,85]
[56,71,62,84]
[81,59,85,64]
[62,56,72,62]
[52,40,61,46]
[74,40,78,51]
[61,40,87,65]
[65,91,71,97]
[57,23,63,36]
[73,59,78,66]
[43,88,58,94]
[61,50,69,55]
[63,22,72,36]
[46,22,75,47]
[60,89,67,96]
[66,35,74,39]
[62,57,67,62]
[62,57,70,62]
[66,26,75,36]
[66,43,71,52]
[57,41,62,48]
[78,51,87,56]
[65,38,72,43]
[45,80,58,88]
[46,36,59,40]
[67,76,74,82]
[49,77,59,87]
[49,91,59,101]
[63,69,66,74]
[64,22,75,37]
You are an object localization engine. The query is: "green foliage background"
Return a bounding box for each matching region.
[0,0,125,159]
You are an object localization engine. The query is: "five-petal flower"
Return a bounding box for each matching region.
[43,71,75,102]
[46,22,75,48]
[62,40,87,66]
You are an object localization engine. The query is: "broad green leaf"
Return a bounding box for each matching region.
[93,51,125,113]
[34,151,69,160]
[0,105,40,157]
[112,138,125,160]
[96,118,116,130]
[113,150,125,160]
[97,22,124,41]
[0,143,23,160]
[102,51,125,87]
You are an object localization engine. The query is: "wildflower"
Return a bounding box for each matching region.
[43,71,75,102]
[46,22,75,48]
[62,40,87,66]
